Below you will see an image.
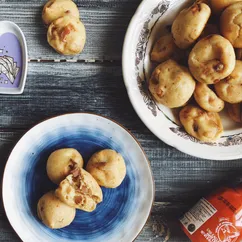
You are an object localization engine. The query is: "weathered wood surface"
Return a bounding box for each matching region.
[1,63,242,241]
[0,0,140,61]
[1,1,242,242]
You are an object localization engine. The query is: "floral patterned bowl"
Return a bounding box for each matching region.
[122,0,242,160]
[0,21,28,94]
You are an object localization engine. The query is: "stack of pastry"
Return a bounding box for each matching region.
[149,0,242,142]
[42,0,86,55]
[37,148,126,229]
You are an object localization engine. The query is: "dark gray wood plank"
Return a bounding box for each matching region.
[0,128,190,242]
[0,131,183,242]
[0,0,229,241]
[0,0,140,60]
[1,63,242,240]
[0,131,191,242]
[0,62,137,129]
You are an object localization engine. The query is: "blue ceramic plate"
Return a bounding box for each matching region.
[2,113,154,242]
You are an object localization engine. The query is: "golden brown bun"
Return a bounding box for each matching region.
[220,2,242,48]
[42,0,79,26]
[47,148,84,184]
[149,59,196,108]
[194,83,224,112]
[55,169,103,212]
[37,191,76,229]
[188,35,236,84]
[172,2,211,49]
[47,15,86,55]
[215,60,242,103]
[211,0,241,14]
[227,103,242,123]
[180,105,223,142]
[151,34,179,63]
[86,149,126,188]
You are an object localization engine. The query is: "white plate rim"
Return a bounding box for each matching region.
[2,113,155,242]
[122,0,242,160]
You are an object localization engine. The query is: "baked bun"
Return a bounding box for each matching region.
[188,35,236,84]
[151,34,178,63]
[221,2,242,48]
[194,83,224,112]
[55,168,103,212]
[47,15,86,55]
[42,0,79,26]
[149,59,196,108]
[172,1,211,49]
[37,191,76,229]
[227,103,242,123]
[215,60,242,104]
[211,0,241,14]
[86,149,126,188]
[47,148,84,184]
[179,105,223,142]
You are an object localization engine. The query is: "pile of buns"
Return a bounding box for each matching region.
[149,0,242,142]
[37,148,126,229]
[42,0,86,55]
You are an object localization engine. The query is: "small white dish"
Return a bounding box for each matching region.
[0,21,28,94]
[123,0,242,160]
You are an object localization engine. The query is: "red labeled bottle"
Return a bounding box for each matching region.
[180,186,242,241]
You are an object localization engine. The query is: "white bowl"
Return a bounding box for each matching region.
[122,0,242,160]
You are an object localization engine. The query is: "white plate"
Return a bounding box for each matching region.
[2,113,154,242]
[122,0,242,160]
[0,21,28,94]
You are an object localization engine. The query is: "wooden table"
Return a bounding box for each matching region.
[1,1,242,241]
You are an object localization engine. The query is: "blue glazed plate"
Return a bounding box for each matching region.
[2,113,154,242]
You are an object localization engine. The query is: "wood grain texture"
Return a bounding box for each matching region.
[0,0,140,61]
[1,1,242,241]
[1,63,242,241]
